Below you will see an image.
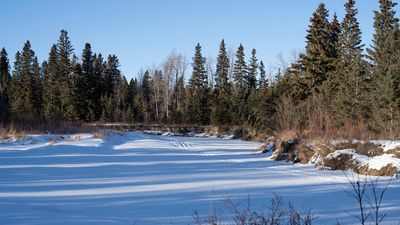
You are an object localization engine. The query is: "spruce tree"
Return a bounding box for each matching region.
[367,0,399,132]
[57,30,74,119]
[81,43,94,120]
[247,48,258,90]
[259,60,268,88]
[9,41,41,117]
[104,55,120,96]
[186,43,210,125]
[43,45,61,120]
[171,75,185,123]
[211,39,232,125]
[0,48,11,122]
[333,0,367,124]
[232,44,248,124]
[93,53,106,120]
[297,3,336,95]
[140,70,152,122]
[64,56,86,121]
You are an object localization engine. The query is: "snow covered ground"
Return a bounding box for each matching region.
[0,132,399,225]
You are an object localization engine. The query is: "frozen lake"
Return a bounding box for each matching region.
[0,132,399,225]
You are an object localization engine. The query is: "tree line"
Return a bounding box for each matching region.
[0,0,400,137]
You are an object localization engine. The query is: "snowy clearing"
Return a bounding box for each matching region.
[0,132,399,225]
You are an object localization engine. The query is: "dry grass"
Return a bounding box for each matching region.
[323,153,355,171]
[356,164,398,177]
[0,120,98,140]
[387,147,400,159]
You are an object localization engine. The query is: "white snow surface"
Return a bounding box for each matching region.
[371,140,400,152]
[0,132,399,225]
[326,148,400,171]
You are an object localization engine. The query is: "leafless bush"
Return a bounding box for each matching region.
[344,173,392,225]
[367,176,392,225]
[193,194,314,225]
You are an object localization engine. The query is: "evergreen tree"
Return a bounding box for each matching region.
[32,57,43,116]
[0,48,11,122]
[186,43,210,125]
[247,48,258,90]
[232,44,248,124]
[367,0,399,132]
[211,39,232,125]
[140,70,152,122]
[92,53,106,120]
[171,75,185,123]
[126,78,138,122]
[259,60,268,88]
[64,56,88,121]
[43,45,61,120]
[104,55,120,96]
[81,43,94,120]
[57,30,74,119]
[297,3,336,95]
[9,41,41,117]
[333,0,367,124]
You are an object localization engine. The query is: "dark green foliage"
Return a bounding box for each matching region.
[259,60,268,88]
[57,30,74,119]
[0,48,11,122]
[296,3,337,95]
[332,0,367,125]
[43,45,61,120]
[140,70,152,123]
[211,39,232,125]
[9,41,42,117]
[247,48,258,90]
[367,0,400,133]
[171,75,186,124]
[64,57,87,121]
[232,44,248,124]
[186,43,210,125]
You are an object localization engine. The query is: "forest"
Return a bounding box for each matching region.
[1,0,400,138]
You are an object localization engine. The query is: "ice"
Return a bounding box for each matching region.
[0,132,399,225]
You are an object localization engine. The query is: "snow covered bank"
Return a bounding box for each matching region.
[272,133,400,176]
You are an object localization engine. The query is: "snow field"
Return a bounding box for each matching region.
[0,132,399,225]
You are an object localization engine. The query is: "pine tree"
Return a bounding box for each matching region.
[247,48,258,90]
[0,48,11,122]
[211,39,232,125]
[186,43,210,125]
[333,0,367,124]
[64,56,87,121]
[171,74,185,123]
[43,45,61,120]
[259,60,268,88]
[57,30,74,119]
[126,78,138,122]
[141,70,152,123]
[104,55,120,96]
[9,41,41,117]
[297,3,336,95]
[368,0,399,63]
[81,43,94,120]
[367,0,399,132]
[32,57,43,116]
[92,53,106,120]
[232,44,248,124]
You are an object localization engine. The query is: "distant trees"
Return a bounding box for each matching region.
[1,0,400,137]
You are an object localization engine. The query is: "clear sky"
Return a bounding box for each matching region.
[0,0,396,79]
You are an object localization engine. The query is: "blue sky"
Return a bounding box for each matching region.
[0,0,394,79]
